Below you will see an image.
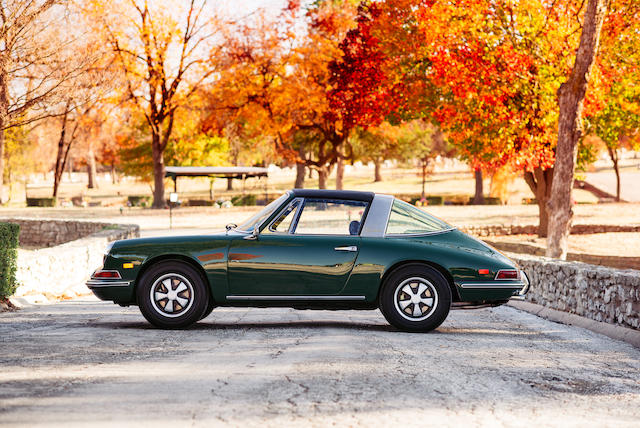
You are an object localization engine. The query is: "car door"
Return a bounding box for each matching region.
[226,197,368,298]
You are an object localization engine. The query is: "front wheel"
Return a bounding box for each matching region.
[379,265,451,332]
[136,261,209,329]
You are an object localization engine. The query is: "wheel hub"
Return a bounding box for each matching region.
[150,273,194,318]
[394,277,438,322]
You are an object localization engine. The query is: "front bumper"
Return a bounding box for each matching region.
[86,279,132,288]
[86,279,134,302]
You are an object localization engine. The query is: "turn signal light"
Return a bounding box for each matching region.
[93,270,122,279]
[478,269,490,275]
[495,269,519,280]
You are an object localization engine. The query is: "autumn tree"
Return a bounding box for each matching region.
[88,0,221,208]
[357,0,615,237]
[589,1,640,202]
[546,0,608,259]
[0,0,97,201]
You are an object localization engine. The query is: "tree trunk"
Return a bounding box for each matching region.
[524,167,554,238]
[111,163,118,184]
[53,110,69,198]
[318,166,328,189]
[607,145,621,201]
[0,129,4,204]
[295,162,305,188]
[471,169,485,205]
[0,60,8,204]
[421,159,427,198]
[546,0,607,259]
[151,134,166,209]
[374,158,382,182]
[295,145,306,188]
[87,147,98,189]
[335,153,344,190]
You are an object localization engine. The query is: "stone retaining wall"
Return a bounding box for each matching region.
[459,223,640,237]
[14,223,139,301]
[0,218,113,247]
[512,254,640,330]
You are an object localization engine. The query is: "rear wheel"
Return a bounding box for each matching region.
[379,264,451,332]
[137,261,209,329]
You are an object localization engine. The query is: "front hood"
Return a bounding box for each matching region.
[111,231,230,250]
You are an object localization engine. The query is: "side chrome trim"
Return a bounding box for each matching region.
[86,280,132,288]
[226,295,366,301]
[360,194,394,237]
[458,282,525,289]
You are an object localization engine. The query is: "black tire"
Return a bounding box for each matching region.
[199,298,216,321]
[136,261,209,329]
[379,264,451,332]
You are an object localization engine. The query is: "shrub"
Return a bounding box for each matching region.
[231,194,257,206]
[184,199,216,207]
[128,195,151,207]
[26,197,56,207]
[0,223,19,299]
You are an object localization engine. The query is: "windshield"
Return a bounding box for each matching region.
[386,199,453,235]
[237,193,289,232]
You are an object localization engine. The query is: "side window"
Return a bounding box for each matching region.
[386,199,452,235]
[268,199,301,233]
[294,199,368,235]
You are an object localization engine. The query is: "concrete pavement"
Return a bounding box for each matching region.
[1,298,639,427]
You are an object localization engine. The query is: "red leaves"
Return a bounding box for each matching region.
[327,3,401,132]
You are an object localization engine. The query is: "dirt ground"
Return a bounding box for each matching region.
[491,232,640,258]
[1,298,639,427]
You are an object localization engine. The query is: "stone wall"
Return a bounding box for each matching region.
[459,223,640,237]
[512,254,640,330]
[13,223,139,301]
[0,218,114,248]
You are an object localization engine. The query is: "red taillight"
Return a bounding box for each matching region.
[93,270,122,279]
[478,269,490,275]
[495,269,519,280]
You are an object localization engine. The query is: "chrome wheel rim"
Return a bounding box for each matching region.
[150,273,194,318]
[393,277,438,321]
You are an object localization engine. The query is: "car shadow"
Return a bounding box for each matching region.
[94,319,397,332]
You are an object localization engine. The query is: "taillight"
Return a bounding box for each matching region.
[92,270,122,279]
[495,269,519,280]
[478,269,490,275]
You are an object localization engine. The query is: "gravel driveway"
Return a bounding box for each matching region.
[1,298,639,427]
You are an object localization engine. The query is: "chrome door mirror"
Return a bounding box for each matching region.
[243,228,259,240]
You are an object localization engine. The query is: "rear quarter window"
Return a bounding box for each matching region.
[386,199,452,235]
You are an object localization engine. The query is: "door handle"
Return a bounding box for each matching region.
[334,245,358,252]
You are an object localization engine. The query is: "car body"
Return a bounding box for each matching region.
[87,189,529,331]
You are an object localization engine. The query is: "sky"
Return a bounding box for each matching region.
[224,0,289,18]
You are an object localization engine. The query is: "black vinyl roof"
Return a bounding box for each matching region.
[290,189,375,202]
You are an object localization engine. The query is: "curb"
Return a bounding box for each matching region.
[508,300,640,348]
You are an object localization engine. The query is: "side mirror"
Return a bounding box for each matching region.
[243,228,259,240]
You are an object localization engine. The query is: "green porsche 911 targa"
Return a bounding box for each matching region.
[87,189,529,332]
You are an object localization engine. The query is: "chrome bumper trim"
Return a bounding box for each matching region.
[86,279,132,288]
[226,295,366,301]
[458,282,526,289]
